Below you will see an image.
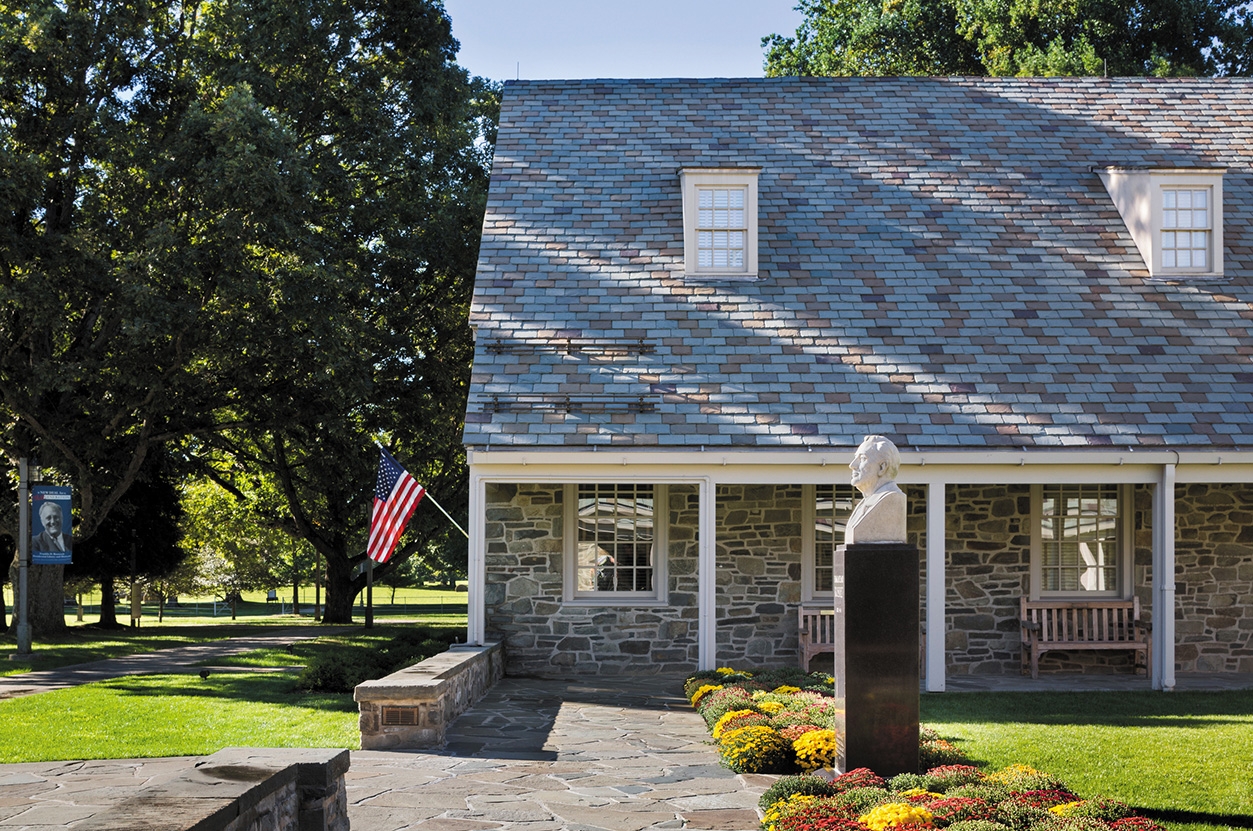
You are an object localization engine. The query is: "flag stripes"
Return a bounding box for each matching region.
[367,447,426,564]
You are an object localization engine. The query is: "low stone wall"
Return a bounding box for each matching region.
[73,747,349,831]
[355,642,504,750]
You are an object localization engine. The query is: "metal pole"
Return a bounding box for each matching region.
[365,557,374,629]
[15,458,32,655]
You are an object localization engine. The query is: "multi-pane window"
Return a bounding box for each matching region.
[1039,484,1121,594]
[809,484,857,597]
[575,484,655,594]
[697,187,746,270]
[680,168,759,277]
[1161,188,1210,270]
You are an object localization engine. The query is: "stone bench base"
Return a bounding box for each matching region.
[354,642,503,750]
[8,747,349,831]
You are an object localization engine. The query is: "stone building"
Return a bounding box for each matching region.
[462,77,1253,690]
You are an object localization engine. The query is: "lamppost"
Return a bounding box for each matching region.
[14,458,32,656]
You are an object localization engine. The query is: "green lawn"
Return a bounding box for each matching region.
[0,673,358,763]
[0,627,257,676]
[922,690,1253,831]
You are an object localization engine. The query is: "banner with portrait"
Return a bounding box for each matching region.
[31,486,72,565]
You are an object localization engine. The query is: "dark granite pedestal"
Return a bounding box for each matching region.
[833,542,920,776]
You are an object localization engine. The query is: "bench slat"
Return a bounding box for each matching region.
[1020,597,1150,679]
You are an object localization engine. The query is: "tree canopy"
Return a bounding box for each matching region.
[1,0,493,630]
[764,0,1253,77]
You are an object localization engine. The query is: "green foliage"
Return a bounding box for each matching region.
[764,0,1253,78]
[717,725,795,774]
[296,625,458,692]
[759,774,838,811]
[0,0,494,627]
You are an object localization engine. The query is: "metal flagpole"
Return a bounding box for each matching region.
[372,441,468,539]
[365,557,374,629]
[15,458,31,656]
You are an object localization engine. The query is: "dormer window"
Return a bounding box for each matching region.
[680,168,759,278]
[1161,188,1211,270]
[1097,167,1225,279]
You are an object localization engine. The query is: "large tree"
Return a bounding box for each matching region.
[1,0,492,630]
[764,0,1253,77]
[0,2,314,632]
[190,0,491,623]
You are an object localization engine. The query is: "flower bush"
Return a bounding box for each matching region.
[859,801,935,830]
[794,729,839,772]
[720,725,796,774]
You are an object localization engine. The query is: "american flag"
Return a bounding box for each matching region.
[367,446,426,564]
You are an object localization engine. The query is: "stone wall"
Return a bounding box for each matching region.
[483,479,1253,678]
[483,483,700,677]
[715,485,802,667]
[1173,482,1253,672]
[355,643,505,750]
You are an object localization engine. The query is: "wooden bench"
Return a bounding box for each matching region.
[1019,597,1151,679]
[799,606,836,671]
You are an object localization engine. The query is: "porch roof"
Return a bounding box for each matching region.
[465,77,1253,452]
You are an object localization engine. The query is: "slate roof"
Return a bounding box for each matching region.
[464,77,1253,451]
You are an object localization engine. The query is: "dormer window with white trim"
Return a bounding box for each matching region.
[681,168,759,278]
[1161,188,1211,270]
[1097,167,1224,279]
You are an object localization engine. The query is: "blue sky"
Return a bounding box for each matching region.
[442,1,804,83]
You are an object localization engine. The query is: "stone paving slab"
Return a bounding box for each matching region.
[346,675,765,831]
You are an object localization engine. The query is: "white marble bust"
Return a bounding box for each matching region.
[846,435,906,544]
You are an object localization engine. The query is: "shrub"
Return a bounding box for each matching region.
[297,652,382,693]
[775,805,867,831]
[690,684,723,707]
[923,764,985,791]
[713,709,771,739]
[683,670,724,699]
[758,774,838,811]
[992,798,1050,831]
[1109,819,1165,831]
[945,783,1011,804]
[718,725,795,774]
[926,796,995,824]
[793,729,838,772]
[698,686,758,726]
[780,724,824,741]
[830,786,893,816]
[945,821,1011,831]
[985,764,1068,793]
[1053,797,1133,821]
[833,767,887,792]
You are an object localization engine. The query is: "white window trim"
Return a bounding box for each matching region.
[562,482,669,605]
[1029,483,1133,600]
[1097,167,1225,279]
[680,167,760,280]
[801,483,856,603]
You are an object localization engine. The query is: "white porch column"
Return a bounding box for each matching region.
[467,473,486,646]
[697,476,717,670]
[1152,464,1176,691]
[925,481,947,692]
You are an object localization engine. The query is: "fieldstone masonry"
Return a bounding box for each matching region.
[484,479,1252,677]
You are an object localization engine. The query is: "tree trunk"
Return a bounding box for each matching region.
[99,576,120,628]
[292,573,300,616]
[27,563,68,635]
[321,555,362,624]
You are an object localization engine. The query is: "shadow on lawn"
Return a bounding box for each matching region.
[102,673,356,713]
[1133,807,1253,829]
[921,690,1253,728]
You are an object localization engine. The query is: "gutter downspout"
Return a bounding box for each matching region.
[697,476,716,670]
[925,481,946,692]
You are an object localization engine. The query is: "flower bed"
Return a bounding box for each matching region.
[683,667,966,776]
[683,669,1163,831]
[757,764,1163,831]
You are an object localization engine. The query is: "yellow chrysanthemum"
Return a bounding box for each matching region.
[762,793,817,831]
[715,666,752,676]
[986,762,1043,782]
[1050,801,1084,816]
[859,802,934,831]
[758,700,785,714]
[772,685,802,694]
[690,684,722,706]
[712,709,759,739]
[791,728,838,772]
[898,787,944,799]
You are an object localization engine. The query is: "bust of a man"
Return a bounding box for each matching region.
[846,435,906,544]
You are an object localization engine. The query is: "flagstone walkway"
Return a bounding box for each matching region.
[347,675,768,831]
